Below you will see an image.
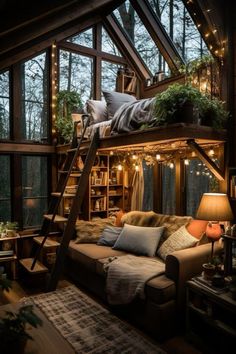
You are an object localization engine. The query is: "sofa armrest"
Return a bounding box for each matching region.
[165,241,223,311]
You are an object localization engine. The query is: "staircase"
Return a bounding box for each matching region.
[19,116,100,291]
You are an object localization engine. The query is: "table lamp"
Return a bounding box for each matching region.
[196,193,234,261]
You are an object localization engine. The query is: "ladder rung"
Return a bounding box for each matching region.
[51,192,76,197]
[19,258,48,274]
[59,170,69,174]
[67,148,77,153]
[33,236,60,248]
[70,172,82,177]
[44,214,68,222]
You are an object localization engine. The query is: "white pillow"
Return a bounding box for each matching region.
[86,100,108,124]
[112,223,165,257]
[157,225,198,260]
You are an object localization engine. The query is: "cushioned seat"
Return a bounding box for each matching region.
[68,241,126,272]
[145,274,176,304]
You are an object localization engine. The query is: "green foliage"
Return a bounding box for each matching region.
[55,90,82,143]
[153,83,229,129]
[0,305,42,345]
[179,54,215,84]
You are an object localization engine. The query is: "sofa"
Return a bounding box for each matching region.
[65,211,222,341]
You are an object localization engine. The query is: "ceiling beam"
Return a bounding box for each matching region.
[130,0,184,74]
[104,15,151,80]
[187,139,225,181]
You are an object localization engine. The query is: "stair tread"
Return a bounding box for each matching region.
[33,236,60,247]
[44,214,68,222]
[51,192,76,197]
[19,258,48,273]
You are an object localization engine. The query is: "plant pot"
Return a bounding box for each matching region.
[202,263,216,280]
[174,101,199,124]
[3,338,27,354]
[200,109,214,127]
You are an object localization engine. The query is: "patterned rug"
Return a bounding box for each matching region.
[30,285,166,354]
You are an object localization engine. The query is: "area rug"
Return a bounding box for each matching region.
[30,285,166,354]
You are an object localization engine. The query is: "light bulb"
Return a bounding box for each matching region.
[208,148,214,156]
[110,151,114,155]
[169,162,174,169]
[132,154,137,160]
[135,165,139,171]
[117,164,122,171]
[156,154,161,160]
[184,159,189,165]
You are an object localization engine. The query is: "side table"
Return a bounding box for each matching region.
[186,279,236,354]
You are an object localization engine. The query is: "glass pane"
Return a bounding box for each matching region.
[102,27,121,56]
[0,71,10,139]
[101,61,122,92]
[66,28,93,48]
[0,155,11,221]
[59,50,93,105]
[22,156,48,228]
[113,1,170,76]
[142,160,153,211]
[162,164,175,214]
[186,159,219,217]
[147,0,209,62]
[21,52,49,141]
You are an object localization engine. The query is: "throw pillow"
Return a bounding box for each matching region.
[120,210,161,227]
[157,225,198,261]
[112,223,165,257]
[74,217,115,243]
[186,219,208,239]
[97,226,123,246]
[86,100,108,124]
[103,91,136,118]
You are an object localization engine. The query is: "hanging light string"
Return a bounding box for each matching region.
[51,42,58,137]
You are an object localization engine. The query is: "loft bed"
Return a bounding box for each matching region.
[77,123,227,181]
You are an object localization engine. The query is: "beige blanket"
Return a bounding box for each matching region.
[104,255,165,305]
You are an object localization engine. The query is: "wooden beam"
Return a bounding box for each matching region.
[0,143,55,154]
[130,0,184,73]
[104,15,151,80]
[187,139,225,181]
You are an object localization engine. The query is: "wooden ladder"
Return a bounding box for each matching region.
[19,116,100,291]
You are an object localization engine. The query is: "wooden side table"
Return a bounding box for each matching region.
[0,302,75,354]
[186,279,236,353]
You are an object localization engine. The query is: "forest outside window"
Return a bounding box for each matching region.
[0,70,10,140]
[0,155,11,221]
[162,163,176,214]
[21,52,49,142]
[101,61,123,92]
[59,50,94,104]
[22,156,48,228]
[102,27,122,56]
[66,28,94,48]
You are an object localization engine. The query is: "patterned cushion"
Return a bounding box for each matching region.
[157,225,198,260]
[75,217,116,243]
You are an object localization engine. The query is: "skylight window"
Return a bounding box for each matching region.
[113,1,170,76]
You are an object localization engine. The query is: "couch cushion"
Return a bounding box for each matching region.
[74,217,116,243]
[97,226,122,247]
[145,274,176,304]
[157,225,198,261]
[113,224,165,256]
[86,99,108,124]
[68,241,126,272]
[121,210,161,227]
[103,91,136,118]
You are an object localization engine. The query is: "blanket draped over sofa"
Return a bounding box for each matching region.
[104,255,165,305]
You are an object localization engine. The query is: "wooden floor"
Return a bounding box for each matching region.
[0,277,202,354]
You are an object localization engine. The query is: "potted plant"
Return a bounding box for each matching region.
[153,83,229,129]
[55,90,83,144]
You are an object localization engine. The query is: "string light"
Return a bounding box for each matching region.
[117,164,122,171]
[184,159,190,165]
[156,154,161,160]
[208,147,215,156]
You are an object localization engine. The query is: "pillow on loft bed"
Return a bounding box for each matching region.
[85,99,108,125]
[103,91,137,119]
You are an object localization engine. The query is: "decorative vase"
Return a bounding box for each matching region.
[202,263,216,280]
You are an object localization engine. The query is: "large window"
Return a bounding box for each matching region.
[21,52,49,141]
[0,70,10,139]
[114,1,169,75]
[67,28,94,48]
[186,159,219,217]
[0,155,11,221]
[147,0,209,62]
[22,156,48,228]
[101,61,122,92]
[59,50,93,104]
[102,27,122,56]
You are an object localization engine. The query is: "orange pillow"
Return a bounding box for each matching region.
[186,220,208,239]
[115,210,126,227]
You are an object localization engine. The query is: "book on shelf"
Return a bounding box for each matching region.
[230,175,236,198]
[0,250,14,257]
[192,275,229,294]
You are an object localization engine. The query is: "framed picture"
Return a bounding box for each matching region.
[95,178,102,185]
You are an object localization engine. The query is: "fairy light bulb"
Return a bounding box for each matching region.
[135,164,139,172]
[208,148,214,156]
[117,164,122,171]
[169,162,174,169]
[110,151,114,156]
[156,154,161,160]
[184,159,189,166]
[132,153,137,160]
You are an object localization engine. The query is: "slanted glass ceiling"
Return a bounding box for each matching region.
[147,0,209,62]
[113,1,170,76]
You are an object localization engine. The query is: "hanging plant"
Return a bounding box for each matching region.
[55,90,83,144]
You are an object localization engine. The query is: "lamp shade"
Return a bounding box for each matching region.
[196,193,234,221]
